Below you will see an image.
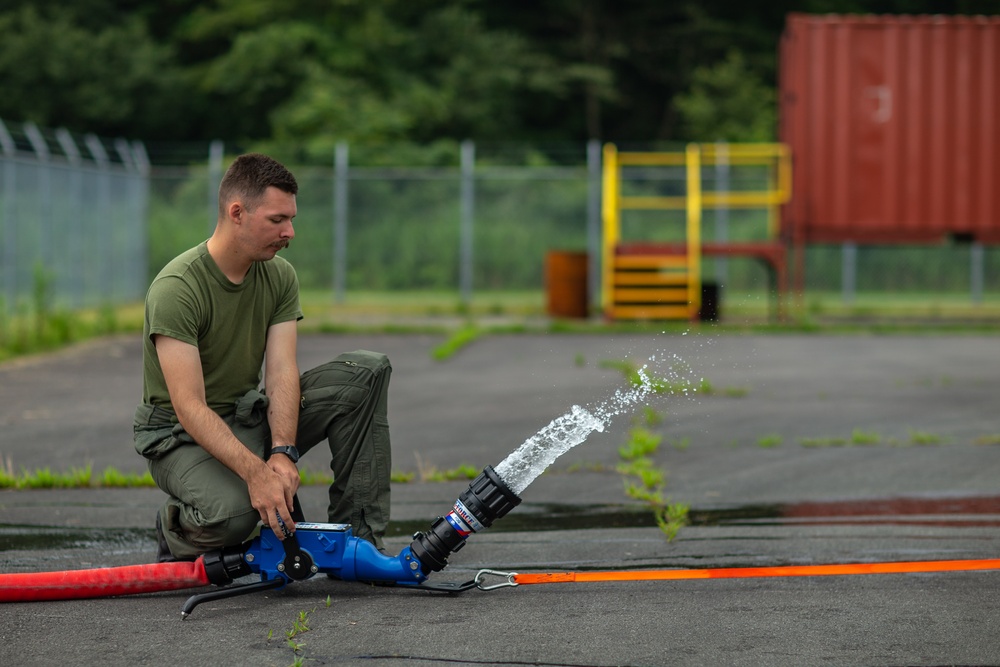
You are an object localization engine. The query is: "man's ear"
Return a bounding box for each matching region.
[227,201,243,224]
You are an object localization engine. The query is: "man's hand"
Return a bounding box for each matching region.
[247,461,298,538]
[268,451,300,526]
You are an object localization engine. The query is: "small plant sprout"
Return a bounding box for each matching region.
[656,503,690,541]
[641,406,664,426]
[618,428,662,460]
[614,425,688,541]
[909,429,946,445]
[850,429,881,445]
[756,434,783,448]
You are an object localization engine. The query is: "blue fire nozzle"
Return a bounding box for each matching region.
[243,522,427,586]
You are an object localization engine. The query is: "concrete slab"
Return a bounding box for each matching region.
[2,332,1000,666]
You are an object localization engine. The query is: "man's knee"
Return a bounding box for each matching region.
[338,350,391,377]
[188,509,260,551]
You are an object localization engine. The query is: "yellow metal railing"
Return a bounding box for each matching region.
[601,142,791,320]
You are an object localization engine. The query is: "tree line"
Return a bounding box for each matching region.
[0,0,993,163]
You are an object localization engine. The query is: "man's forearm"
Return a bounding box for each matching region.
[266,367,300,450]
[176,401,268,482]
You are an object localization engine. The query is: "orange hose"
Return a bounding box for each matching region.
[513,558,1000,585]
[0,557,211,602]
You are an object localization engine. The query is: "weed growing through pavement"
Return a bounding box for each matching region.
[598,358,748,398]
[975,434,1000,445]
[616,427,689,541]
[431,326,483,360]
[850,429,882,445]
[756,434,783,448]
[909,429,947,445]
[285,609,313,662]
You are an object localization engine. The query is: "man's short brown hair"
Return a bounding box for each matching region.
[218,153,298,216]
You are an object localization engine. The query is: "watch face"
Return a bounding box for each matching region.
[274,446,299,462]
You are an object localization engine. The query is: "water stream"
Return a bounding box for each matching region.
[494,364,660,495]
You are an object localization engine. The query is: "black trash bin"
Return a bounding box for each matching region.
[700,282,720,321]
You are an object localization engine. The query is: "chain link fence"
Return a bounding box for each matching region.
[3,123,998,317]
[0,119,148,314]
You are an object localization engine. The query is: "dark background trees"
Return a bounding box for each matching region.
[0,0,994,154]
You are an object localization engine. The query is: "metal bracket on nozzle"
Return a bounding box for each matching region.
[409,465,522,575]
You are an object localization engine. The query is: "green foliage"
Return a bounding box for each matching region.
[431,326,483,361]
[0,265,135,362]
[0,6,179,139]
[0,1,990,146]
[673,50,776,142]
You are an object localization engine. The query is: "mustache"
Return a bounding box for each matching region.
[271,240,290,250]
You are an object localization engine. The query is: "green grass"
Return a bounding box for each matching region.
[0,463,154,489]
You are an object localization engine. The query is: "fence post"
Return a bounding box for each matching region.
[132,141,151,298]
[714,140,730,285]
[208,140,224,233]
[333,142,349,303]
[24,123,53,272]
[56,128,84,307]
[586,139,601,313]
[0,119,17,311]
[971,242,984,304]
[460,140,475,305]
[84,135,113,299]
[842,241,857,305]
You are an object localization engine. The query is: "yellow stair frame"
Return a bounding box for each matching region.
[602,144,703,321]
[601,143,791,321]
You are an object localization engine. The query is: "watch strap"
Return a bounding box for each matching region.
[270,445,300,463]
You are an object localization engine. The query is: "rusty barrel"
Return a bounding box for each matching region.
[545,251,589,319]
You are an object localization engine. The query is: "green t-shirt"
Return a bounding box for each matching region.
[140,241,303,419]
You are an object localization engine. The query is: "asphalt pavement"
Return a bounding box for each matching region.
[2,330,1000,666]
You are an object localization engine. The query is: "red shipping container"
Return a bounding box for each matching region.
[779,13,1000,244]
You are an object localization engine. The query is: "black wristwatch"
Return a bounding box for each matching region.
[270,445,300,464]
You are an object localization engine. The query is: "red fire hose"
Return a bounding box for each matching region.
[0,558,210,602]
